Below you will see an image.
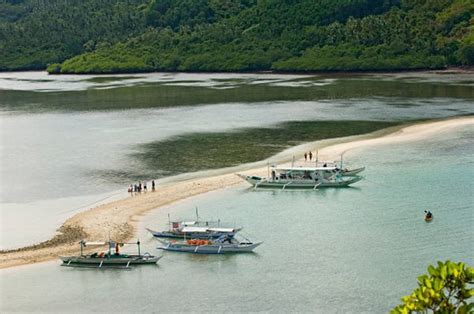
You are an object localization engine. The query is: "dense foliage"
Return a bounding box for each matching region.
[0,0,472,73]
[392,260,473,314]
[0,0,148,70]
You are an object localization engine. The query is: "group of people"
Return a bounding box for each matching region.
[128,180,156,196]
[304,151,314,161]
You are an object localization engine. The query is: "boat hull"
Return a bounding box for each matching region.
[159,242,262,254]
[60,255,161,266]
[241,175,362,189]
[342,167,365,176]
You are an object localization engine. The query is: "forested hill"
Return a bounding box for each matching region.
[0,0,472,73]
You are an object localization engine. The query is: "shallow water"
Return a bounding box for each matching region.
[0,123,472,313]
[0,72,473,249]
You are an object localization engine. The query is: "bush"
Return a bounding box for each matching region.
[392,260,473,314]
[46,63,62,74]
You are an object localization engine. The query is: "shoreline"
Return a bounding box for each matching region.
[0,67,472,76]
[1,116,472,269]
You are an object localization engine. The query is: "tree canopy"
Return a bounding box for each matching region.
[0,0,472,73]
[392,260,473,314]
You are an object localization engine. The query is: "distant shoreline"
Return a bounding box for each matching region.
[0,116,473,269]
[0,66,472,76]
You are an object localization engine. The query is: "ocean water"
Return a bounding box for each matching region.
[1,72,473,249]
[0,122,472,313]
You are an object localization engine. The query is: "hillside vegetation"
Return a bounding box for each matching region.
[0,0,472,73]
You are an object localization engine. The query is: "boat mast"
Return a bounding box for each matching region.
[108,232,112,256]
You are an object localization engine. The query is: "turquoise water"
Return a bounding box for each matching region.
[1,72,474,249]
[1,123,472,313]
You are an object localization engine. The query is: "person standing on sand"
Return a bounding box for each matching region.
[304,152,307,161]
[139,181,142,193]
[309,151,313,161]
[128,184,133,196]
[143,182,147,192]
[152,180,155,192]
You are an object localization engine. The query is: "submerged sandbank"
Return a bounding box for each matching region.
[1,116,472,269]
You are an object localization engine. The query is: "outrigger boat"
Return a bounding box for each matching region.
[238,165,362,189]
[59,240,161,268]
[146,209,242,239]
[147,225,241,239]
[157,235,262,254]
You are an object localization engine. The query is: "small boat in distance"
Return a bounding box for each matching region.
[157,235,262,254]
[60,240,161,268]
[238,165,363,189]
[424,210,433,222]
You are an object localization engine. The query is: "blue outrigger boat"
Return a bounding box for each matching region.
[157,235,262,254]
[147,225,241,239]
[147,209,241,239]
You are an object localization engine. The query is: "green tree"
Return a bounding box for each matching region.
[392,261,473,314]
[458,43,474,65]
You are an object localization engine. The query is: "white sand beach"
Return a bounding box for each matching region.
[0,116,472,269]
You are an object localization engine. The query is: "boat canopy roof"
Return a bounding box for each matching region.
[181,226,209,233]
[181,221,197,226]
[180,226,238,233]
[208,227,239,233]
[276,167,337,172]
[82,241,107,246]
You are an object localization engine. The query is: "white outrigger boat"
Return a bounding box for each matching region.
[147,225,241,239]
[238,165,363,189]
[60,240,161,268]
[147,209,242,239]
[157,235,262,254]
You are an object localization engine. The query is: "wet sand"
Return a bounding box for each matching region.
[1,116,472,269]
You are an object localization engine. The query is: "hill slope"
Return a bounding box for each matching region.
[0,0,472,73]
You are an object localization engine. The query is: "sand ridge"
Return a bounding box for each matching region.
[0,116,472,269]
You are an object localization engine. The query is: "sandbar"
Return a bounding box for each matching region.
[1,116,472,269]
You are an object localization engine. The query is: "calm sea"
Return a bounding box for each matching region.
[0,117,472,313]
[1,72,473,249]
